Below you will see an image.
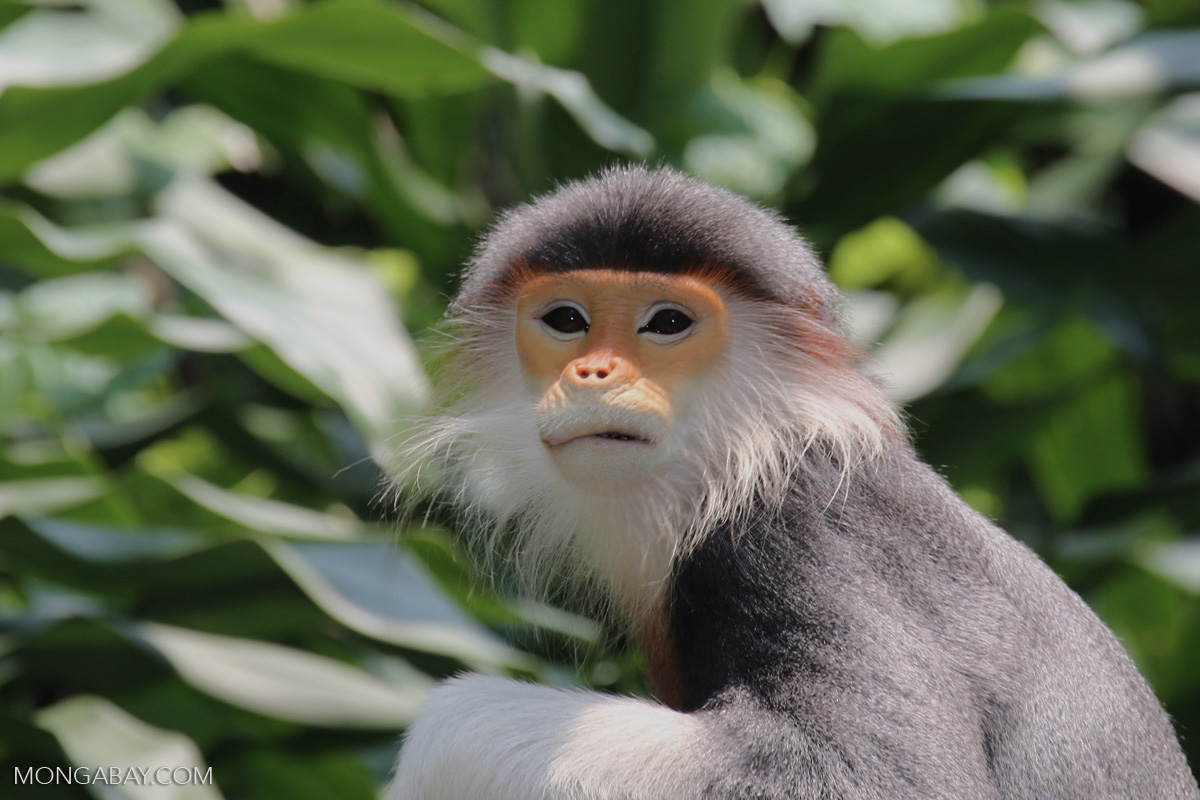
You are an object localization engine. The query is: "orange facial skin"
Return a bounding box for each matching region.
[515,270,730,448]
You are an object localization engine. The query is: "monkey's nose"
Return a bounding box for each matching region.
[569,355,623,383]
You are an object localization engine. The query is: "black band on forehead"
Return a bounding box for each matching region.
[454,165,839,322]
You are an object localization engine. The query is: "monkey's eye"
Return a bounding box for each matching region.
[540,304,590,337]
[639,307,694,338]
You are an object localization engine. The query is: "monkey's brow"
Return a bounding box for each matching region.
[622,277,672,291]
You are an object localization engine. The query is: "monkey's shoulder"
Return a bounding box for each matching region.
[672,446,1136,706]
[668,446,1194,797]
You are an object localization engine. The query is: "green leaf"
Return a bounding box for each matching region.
[481,49,653,156]
[412,0,495,41]
[808,8,1043,101]
[681,72,814,198]
[15,617,308,747]
[792,9,1044,238]
[0,45,189,183]
[510,0,582,63]
[913,209,1121,308]
[795,99,1035,242]
[0,0,179,87]
[45,313,168,361]
[0,516,277,598]
[829,216,939,289]
[1141,537,1200,594]
[1034,0,1143,57]
[1128,93,1200,202]
[266,539,537,669]
[763,0,969,45]
[0,0,32,32]
[1093,570,1200,702]
[10,516,207,564]
[240,0,490,96]
[181,56,477,266]
[908,387,1055,488]
[139,623,428,728]
[0,202,132,277]
[9,272,166,361]
[140,179,428,443]
[645,0,741,110]
[0,478,103,518]
[985,315,1117,402]
[15,272,147,337]
[154,470,363,541]
[787,14,1041,239]
[1026,372,1148,522]
[148,315,251,353]
[871,284,1003,402]
[937,31,1200,102]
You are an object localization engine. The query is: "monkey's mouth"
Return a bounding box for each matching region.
[538,407,666,450]
[544,430,651,447]
[594,431,640,441]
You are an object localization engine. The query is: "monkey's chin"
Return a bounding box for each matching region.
[545,437,663,494]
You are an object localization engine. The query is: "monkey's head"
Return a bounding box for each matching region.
[397,166,899,614]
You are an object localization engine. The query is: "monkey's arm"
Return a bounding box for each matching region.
[388,674,724,800]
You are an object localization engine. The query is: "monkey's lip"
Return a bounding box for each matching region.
[543,430,652,447]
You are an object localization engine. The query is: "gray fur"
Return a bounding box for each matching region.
[672,444,1199,798]
[455,164,839,322]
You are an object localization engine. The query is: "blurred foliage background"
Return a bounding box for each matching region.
[1,0,1199,796]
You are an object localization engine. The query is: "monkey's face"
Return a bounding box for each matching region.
[514,270,729,492]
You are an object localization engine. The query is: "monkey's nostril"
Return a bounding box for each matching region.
[571,359,619,382]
